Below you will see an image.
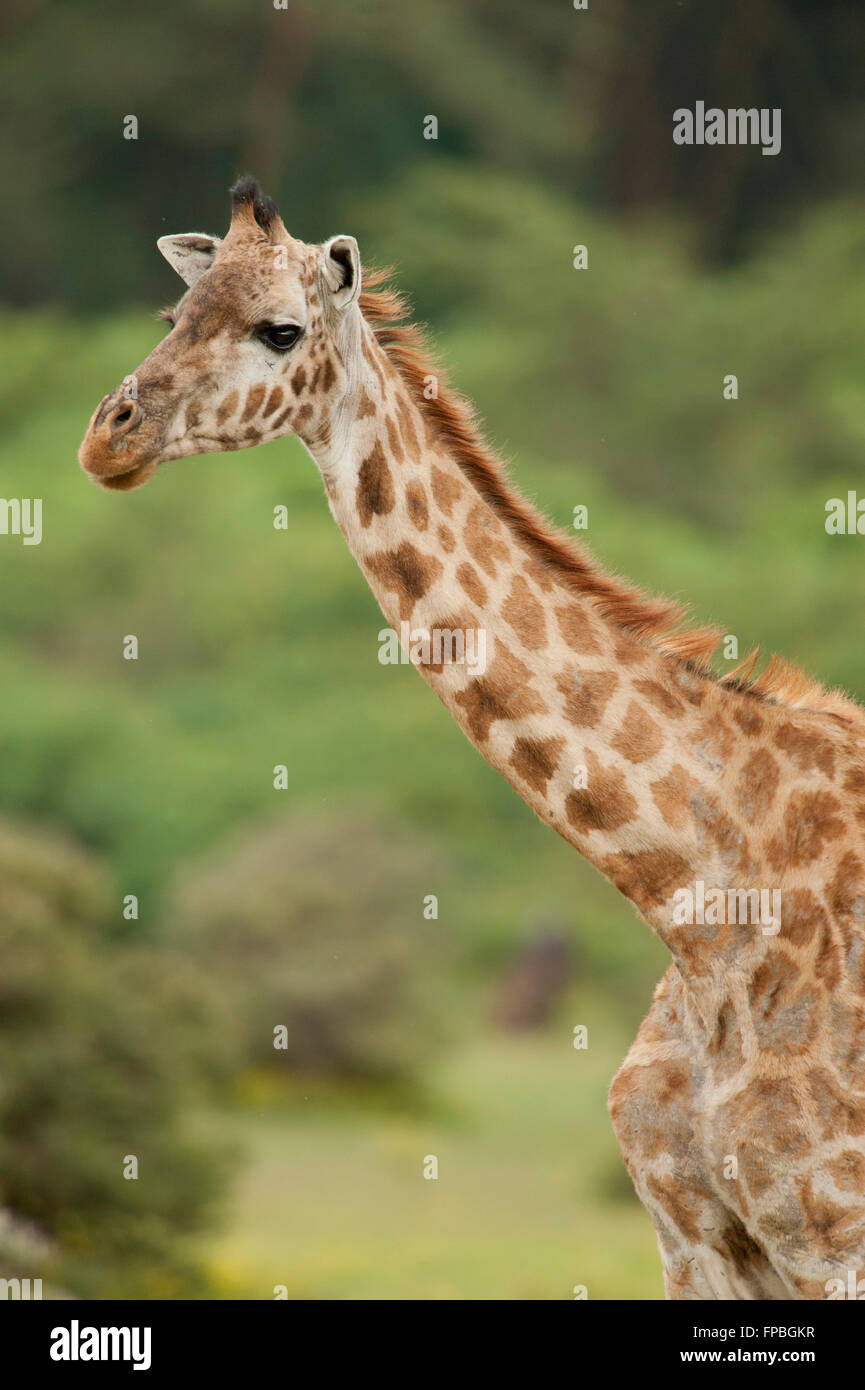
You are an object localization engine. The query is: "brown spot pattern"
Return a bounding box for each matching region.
[216,390,239,426]
[651,764,692,831]
[554,604,601,656]
[566,751,638,835]
[634,679,686,719]
[600,848,693,917]
[366,542,442,621]
[611,702,663,764]
[737,748,780,823]
[765,790,844,872]
[240,383,266,423]
[732,704,764,736]
[828,1151,865,1192]
[396,398,420,456]
[385,416,405,463]
[430,465,463,516]
[464,503,510,578]
[263,385,284,416]
[456,562,487,607]
[405,481,429,531]
[454,646,546,742]
[502,574,547,651]
[510,736,565,795]
[438,524,455,553]
[781,888,827,949]
[557,668,619,727]
[775,722,836,779]
[357,442,395,527]
[748,954,819,1054]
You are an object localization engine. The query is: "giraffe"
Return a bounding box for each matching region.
[79,178,865,1300]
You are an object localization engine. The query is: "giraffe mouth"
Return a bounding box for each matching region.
[79,423,163,491]
[92,458,160,491]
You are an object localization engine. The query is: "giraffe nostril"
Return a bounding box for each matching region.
[107,400,140,434]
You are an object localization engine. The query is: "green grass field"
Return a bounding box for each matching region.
[204,1018,664,1301]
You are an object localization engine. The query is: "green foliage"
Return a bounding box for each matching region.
[2,0,861,305]
[350,165,865,527]
[0,820,233,1297]
[172,811,452,1081]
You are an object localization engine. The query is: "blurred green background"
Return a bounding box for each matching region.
[1,0,864,1300]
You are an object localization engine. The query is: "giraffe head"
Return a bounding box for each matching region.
[78,178,361,490]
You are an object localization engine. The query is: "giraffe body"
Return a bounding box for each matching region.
[79,180,865,1299]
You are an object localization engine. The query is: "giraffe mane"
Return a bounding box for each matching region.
[359,266,864,728]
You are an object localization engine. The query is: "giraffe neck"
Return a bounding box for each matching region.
[308,317,777,987]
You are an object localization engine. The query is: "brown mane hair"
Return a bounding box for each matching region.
[359,266,862,728]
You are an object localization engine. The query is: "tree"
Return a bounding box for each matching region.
[0,819,233,1297]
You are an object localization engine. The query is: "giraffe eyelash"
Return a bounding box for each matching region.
[156,307,177,327]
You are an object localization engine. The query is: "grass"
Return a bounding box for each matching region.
[204,1014,665,1301]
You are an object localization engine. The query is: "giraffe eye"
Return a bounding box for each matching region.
[258,323,302,352]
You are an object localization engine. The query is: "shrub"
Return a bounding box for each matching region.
[0,819,233,1297]
[172,809,451,1082]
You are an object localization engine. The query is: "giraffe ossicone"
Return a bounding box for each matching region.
[78,178,865,1301]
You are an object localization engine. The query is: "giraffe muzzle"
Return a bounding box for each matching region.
[78,387,161,491]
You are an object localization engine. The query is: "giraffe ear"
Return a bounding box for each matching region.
[157,233,221,287]
[323,235,361,309]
